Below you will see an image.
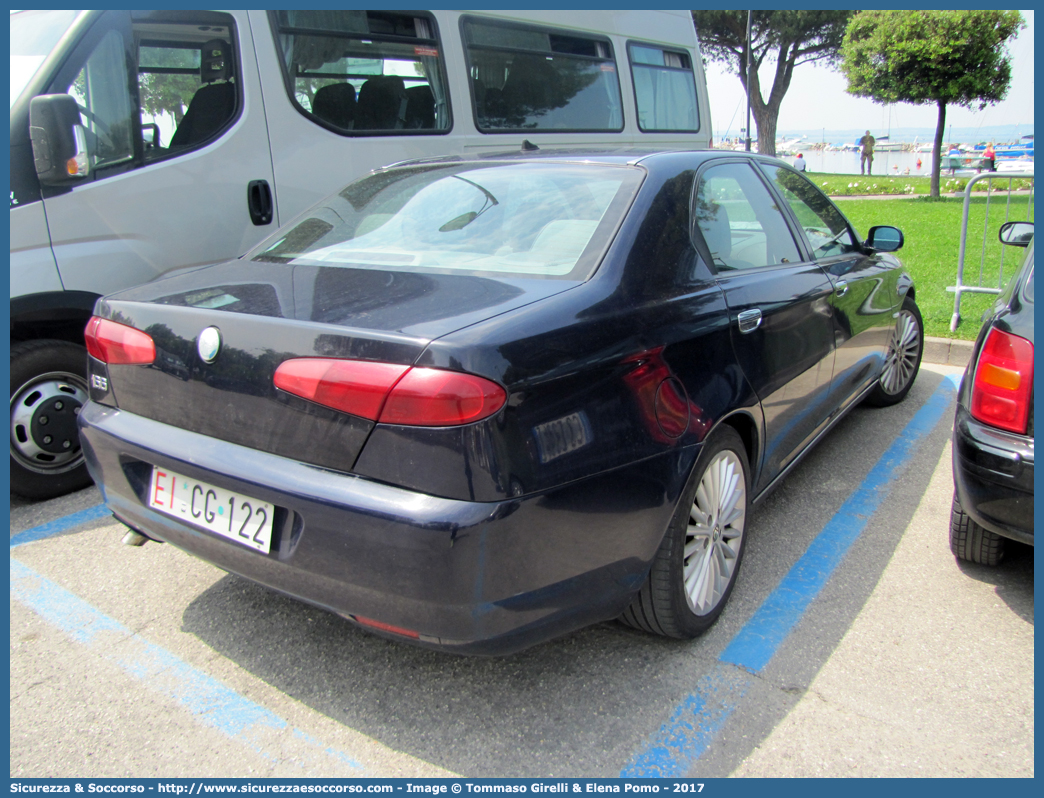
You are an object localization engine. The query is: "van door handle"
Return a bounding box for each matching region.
[835,280,849,297]
[247,180,273,226]
[737,308,762,334]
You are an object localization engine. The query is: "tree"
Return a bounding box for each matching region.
[693,11,853,156]
[139,73,197,127]
[841,10,1024,198]
[138,46,201,127]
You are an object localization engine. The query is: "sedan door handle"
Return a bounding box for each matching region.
[737,308,762,334]
[835,280,849,297]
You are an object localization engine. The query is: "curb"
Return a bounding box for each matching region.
[923,336,974,367]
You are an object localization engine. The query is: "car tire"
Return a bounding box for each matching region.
[949,491,1005,566]
[621,426,749,638]
[10,339,93,500]
[866,294,923,407]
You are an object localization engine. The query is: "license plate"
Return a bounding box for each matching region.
[148,466,274,554]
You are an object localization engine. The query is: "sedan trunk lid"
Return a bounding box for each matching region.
[92,260,578,472]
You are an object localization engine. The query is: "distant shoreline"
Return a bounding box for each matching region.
[719,127,1034,147]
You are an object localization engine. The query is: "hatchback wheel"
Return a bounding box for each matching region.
[621,426,749,638]
[949,492,1005,566]
[867,295,923,406]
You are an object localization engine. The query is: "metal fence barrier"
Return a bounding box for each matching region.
[949,171,1034,331]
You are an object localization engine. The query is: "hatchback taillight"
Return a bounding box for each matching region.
[84,316,156,365]
[970,327,1033,434]
[273,358,507,426]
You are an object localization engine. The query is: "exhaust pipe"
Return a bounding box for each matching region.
[112,512,161,547]
[121,529,150,547]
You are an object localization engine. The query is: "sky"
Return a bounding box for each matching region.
[705,9,1034,139]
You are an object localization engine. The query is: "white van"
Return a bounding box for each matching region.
[9,8,712,498]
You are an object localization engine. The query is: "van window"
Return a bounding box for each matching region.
[136,22,239,159]
[271,10,450,135]
[628,43,700,132]
[10,9,80,107]
[67,29,136,171]
[49,11,240,175]
[464,18,624,133]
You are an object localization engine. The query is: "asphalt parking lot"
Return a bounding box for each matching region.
[9,362,1034,778]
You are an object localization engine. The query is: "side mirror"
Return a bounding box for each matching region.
[142,122,161,150]
[865,225,904,252]
[998,221,1033,247]
[29,93,90,185]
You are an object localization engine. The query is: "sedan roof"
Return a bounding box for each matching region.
[386,148,791,172]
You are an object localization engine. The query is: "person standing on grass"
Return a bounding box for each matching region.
[793,152,806,171]
[948,143,962,175]
[859,130,875,175]
[984,142,996,172]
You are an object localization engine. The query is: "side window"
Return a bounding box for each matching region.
[628,43,700,132]
[66,29,135,171]
[53,12,240,174]
[692,162,802,271]
[464,18,623,133]
[135,16,239,159]
[272,10,450,134]
[762,165,859,259]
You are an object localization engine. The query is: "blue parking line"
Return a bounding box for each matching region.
[621,665,750,777]
[10,503,111,548]
[10,557,366,774]
[622,374,960,777]
[720,374,959,672]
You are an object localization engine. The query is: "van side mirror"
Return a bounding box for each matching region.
[865,225,904,252]
[29,94,90,185]
[998,221,1033,247]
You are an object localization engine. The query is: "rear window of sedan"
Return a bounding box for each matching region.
[251,162,643,280]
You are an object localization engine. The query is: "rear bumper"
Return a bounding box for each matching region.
[952,406,1034,546]
[79,402,693,654]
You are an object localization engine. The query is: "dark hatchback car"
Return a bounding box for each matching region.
[79,150,923,654]
[950,222,1034,565]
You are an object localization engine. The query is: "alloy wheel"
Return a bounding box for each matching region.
[880,308,921,396]
[683,449,746,615]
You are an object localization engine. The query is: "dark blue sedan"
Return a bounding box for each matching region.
[78,150,923,654]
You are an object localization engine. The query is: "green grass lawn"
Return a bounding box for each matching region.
[830,194,1034,340]
[806,173,1033,197]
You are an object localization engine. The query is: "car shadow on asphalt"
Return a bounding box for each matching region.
[953,542,1034,625]
[181,570,716,777]
[178,369,996,778]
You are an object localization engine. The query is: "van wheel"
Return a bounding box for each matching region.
[10,340,93,500]
[621,427,749,638]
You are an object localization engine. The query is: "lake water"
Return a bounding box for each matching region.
[792,149,943,176]
[783,148,1034,177]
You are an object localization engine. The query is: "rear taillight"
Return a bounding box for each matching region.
[380,368,506,426]
[970,327,1033,434]
[273,359,409,420]
[273,358,506,427]
[84,316,156,365]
